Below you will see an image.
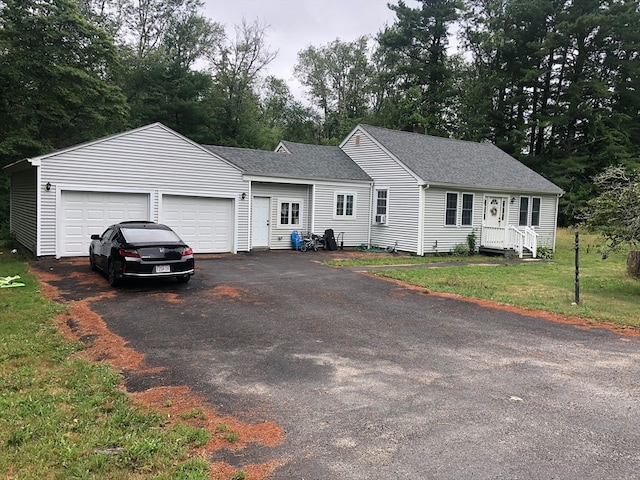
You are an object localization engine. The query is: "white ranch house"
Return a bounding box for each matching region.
[4,123,563,258]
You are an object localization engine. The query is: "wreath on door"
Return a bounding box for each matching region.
[490,206,498,216]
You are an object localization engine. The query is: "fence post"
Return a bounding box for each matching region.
[574,230,580,304]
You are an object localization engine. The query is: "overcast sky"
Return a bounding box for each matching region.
[201,0,415,100]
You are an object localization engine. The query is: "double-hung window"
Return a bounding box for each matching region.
[445,192,474,226]
[519,197,541,227]
[374,188,388,224]
[278,199,302,228]
[335,192,355,218]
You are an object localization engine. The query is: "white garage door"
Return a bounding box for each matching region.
[162,195,234,253]
[60,191,150,257]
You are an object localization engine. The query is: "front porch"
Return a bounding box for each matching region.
[480,225,538,258]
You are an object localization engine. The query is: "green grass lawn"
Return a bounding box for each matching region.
[330,229,640,328]
[0,250,212,479]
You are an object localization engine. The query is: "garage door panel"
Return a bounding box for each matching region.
[60,191,149,257]
[162,195,233,253]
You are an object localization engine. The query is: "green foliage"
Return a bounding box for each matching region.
[536,246,554,260]
[467,229,478,253]
[0,248,211,478]
[583,165,640,250]
[378,0,463,136]
[451,243,471,257]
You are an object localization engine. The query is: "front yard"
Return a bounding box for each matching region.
[327,229,640,329]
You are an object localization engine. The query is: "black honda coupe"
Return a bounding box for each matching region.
[89,221,194,287]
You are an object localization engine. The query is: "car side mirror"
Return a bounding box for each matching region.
[91,234,101,240]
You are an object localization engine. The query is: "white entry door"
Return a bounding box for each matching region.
[252,196,270,247]
[484,196,506,228]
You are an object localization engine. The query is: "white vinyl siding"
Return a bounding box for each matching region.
[251,182,311,249]
[314,183,370,246]
[424,188,483,254]
[342,128,422,253]
[9,169,38,254]
[36,124,248,257]
[507,194,558,249]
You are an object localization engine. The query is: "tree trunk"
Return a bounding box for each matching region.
[626,251,640,278]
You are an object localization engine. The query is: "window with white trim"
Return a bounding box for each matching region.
[445,192,474,226]
[374,188,388,223]
[519,196,541,227]
[277,199,302,228]
[335,192,355,218]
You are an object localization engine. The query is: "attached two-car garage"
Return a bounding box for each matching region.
[59,190,234,257]
[6,123,251,258]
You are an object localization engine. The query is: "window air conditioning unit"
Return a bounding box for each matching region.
[375,214,386,224]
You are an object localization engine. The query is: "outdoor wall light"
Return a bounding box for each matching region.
[241,192,246,200]
[510,197,516,204]
[45,182,51,191]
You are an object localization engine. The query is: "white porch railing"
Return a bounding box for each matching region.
[481,226,538,258]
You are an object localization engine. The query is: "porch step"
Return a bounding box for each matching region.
[479,247,534,259]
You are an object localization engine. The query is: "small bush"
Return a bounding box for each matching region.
[536,246,553,259]
[467,230,478,253]
[451,244,470,257]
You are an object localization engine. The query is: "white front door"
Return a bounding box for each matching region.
[252,196,270,247]
[484,196,506,228]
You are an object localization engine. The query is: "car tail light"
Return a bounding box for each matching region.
[182,247,193,256]
[118,248,140,258]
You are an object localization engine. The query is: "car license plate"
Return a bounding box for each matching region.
[155,265,170,273]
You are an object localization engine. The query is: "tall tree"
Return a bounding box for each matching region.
[0,0,129,234]
[295,36,374,141]
[259,76,320,146]
[0,0,128,161]
[377,0,463,136]
[206,19,277,146]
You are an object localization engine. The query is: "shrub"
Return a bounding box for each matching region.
[452,244,470,257]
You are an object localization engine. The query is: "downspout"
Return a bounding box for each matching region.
[367,182,373,246]
[310,184,316,234]
[417,184,429,256]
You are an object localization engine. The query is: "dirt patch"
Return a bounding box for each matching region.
[374,274,640,338]
[132,386,284,478]
[31,265,285,479]
[208,285,264,306]
[210,285,244,299]
[149,292,184,304]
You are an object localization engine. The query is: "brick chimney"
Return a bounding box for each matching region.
[412,123,425,134]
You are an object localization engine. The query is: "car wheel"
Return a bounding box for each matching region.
[89,249,97,271]
[108,260,120,287]
[176,274,190,284]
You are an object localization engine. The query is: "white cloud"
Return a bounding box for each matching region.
[201,0,404,100]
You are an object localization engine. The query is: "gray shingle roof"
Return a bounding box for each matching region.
[360,125,563,194]
[203,143,371,182]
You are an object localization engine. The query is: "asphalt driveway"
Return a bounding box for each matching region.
[37,251,640,479]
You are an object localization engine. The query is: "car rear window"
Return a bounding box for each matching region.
[121,227,182,244]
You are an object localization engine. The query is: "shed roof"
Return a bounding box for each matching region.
[359,124,563,194]
[203,143,372,182]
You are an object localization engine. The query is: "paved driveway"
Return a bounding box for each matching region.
[38,251,640,479]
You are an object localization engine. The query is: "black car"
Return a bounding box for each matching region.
[89,221,194,286]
